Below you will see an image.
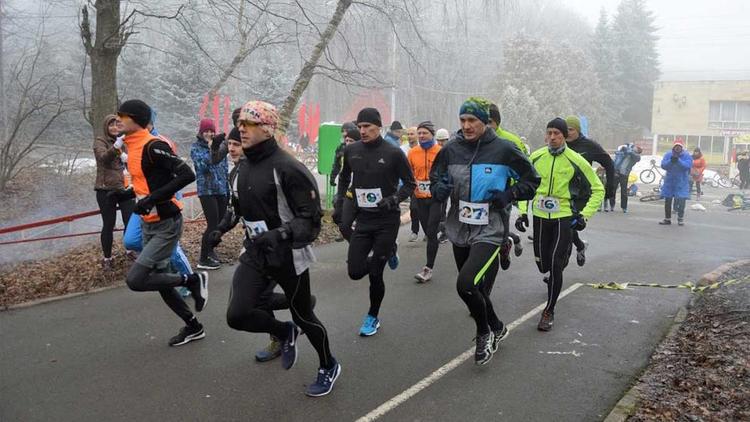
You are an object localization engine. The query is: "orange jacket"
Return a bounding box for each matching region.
[408,143,441,198]
[691,156,706,182]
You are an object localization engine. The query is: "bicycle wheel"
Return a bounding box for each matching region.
[717,176,732,188]
[640,194,662,202]
[640,169,656,184]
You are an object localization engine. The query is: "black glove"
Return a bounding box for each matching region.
[670,155,679,163]
[133,196,156,215]
[515,214,529,232]
[431,174,453,202]
[252,227,290,267]
[486,189,513,209]
[207,230,223,248]
[211,133,226,147]
[570,213,587,231]
[376,195,400,212]
[330,178,337,187]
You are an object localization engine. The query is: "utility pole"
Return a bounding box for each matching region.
[0,0,7,140]
[390,30,397,124]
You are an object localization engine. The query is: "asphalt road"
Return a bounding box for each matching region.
[1,185,747,422]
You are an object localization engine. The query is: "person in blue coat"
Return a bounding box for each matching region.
[659,140,692,226]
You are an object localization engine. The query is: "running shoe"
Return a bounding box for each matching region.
[187,272,208,312]
[490,324,509,353]
[543,275,549,285]
[576,241,588,267]
[101,257,113,272]
[537,310,554,331]
[169,323,205,346]
[281,322,299,370]
[658,219,672,225]
[387,242,399,270]
[408,232,419,242]
[438,232,449,244]
[197,257,221,270]
[622,208,628,214]
[678,218,684,226]
[359,314,380,337]
[414,266,433,283]
[255,335,281,362]
[499,239,512,270]
[305,359,342,397]
[474,332,494,365]
[513,238,523,257]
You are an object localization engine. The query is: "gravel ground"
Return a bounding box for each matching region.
[628,262,750,422]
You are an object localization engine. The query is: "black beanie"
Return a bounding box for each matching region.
[546,117,568,138]
[341,121,357,132]
[417,120,435,135]
[118,99,152,128]
[489,104,502,124]
[227,127,241,142]
[357,107,382,127]
[345,127,361,141]
[390,120,403,131]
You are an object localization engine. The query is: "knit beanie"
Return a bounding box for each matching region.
[547,117,569,139]
[459,98,490,124]
[345,127,361,141]
[565,115,581,133]
[342,121,357,133]
[199,118,216,134]
[417,120,436,136]
[118,99,152,128]
[489,103,502,124]
[227,127,241,142]
[390,120,403,131]
[357,107,382,127]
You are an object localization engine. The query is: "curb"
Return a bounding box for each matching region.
[603,258,748,421]
[2,284,123,311]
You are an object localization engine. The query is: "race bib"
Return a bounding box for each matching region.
[355,188,383,208]
[458,200,489,225]
[416,180,431,194]
[241,218,268,239]
[535,196,561,213]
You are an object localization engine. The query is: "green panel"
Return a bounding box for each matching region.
[317,123,342,175]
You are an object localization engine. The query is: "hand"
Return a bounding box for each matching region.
[133,196,156,215]
[431,174,453,202]
[252,228,287,253]
[670,155,679,162]
[330,178,337,187]
[211,133,226,149]
[120,152,128,164]
[207,230,223,248]
[376,195,400,212]
[114,136,124,149]
[570,213,587,231]
[486,189,513,209]
[515,214,529,232]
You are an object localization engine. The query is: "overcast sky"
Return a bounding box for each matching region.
[571,0,750,81]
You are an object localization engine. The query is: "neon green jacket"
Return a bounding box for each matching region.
[520,146,604,219]
[495,127,528,156]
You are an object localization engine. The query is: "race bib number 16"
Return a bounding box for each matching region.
[535,196,561,213]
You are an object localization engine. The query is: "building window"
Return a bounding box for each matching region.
[709,101,750,130]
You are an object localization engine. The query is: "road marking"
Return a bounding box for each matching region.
[355,282,583,422]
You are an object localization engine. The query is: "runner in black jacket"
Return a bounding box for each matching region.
[225,101,340,397]
[335,107,416,337]
[565,115,615,266]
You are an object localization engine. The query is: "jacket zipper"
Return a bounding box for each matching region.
[547,155,557,218]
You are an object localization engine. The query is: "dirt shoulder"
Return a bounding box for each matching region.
[627,262,750,421]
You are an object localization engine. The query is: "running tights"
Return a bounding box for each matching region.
[199,195,228,260]
[95,190,134,258]
[453,243,503,336]
[414,198,442,268]
[533,216,572,314]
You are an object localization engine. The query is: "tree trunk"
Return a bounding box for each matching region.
[277,0,352,135]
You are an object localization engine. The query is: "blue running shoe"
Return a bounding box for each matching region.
[305,359,342,397]
[387,242,399,270]
[359,315,380,337]
[281,322,299,370]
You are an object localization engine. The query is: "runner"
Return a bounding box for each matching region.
[336,107,416,336]
[224,100,339,397]
[430,98,540,365]
[118,99,208,347]
[516,117,604,331]
[408,120,442,283]
[564,115,614,266]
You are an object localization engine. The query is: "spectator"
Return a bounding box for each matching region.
[613,143,642,212]
[737,151,750,190]
[690,147,706,198]
[659,140,692,226]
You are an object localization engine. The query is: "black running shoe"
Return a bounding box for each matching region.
[474,332,494,365]
[281,322,299,370]
[169,323,205,346]
[197,257,220,270]
[490,324,509,353]
[576,241,587,267]
[499,240,512,270]
[187,272,208,312]
[513,238,523,257]
[537,310,554,332]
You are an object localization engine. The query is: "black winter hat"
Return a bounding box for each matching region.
[228,127,241,142]
[357,107,382,127]
[341,121,357,132]
[345,127,361,141]
[118,99,152,128]
[390,120,403,131]
[417,120,435,135]
[546,117,568,139]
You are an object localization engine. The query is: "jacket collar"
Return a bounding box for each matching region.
[243,137,279,163]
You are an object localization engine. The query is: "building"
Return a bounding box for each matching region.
[651,80,750,165]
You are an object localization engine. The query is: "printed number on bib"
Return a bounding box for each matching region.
[458,200,489,225]
[416,180,431,195]
[355,188,383,208]
[242,219,268,238]
[536,196,561,213]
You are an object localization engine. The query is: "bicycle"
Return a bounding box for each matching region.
[639,159,664,184]
[639,180,664,202]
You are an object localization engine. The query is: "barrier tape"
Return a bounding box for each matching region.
[587,276,750,293]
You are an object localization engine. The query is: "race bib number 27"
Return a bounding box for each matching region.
[458,200,489,225]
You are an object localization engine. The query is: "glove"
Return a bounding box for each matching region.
[670,155,679,163]
[515,214,529,232]
[133,196,156,215]
[114,136,124,149]
[431,174,453,202]
[207,230,223,248]
[120,152,128,164]
[570,213,587,231]
[330,178,337,187]
[212,133,226,148]
[376,195,400,212]
[332,194,344,224]
[486,189,513,209]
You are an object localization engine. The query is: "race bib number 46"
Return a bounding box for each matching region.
[458,200,489,225]
[241,219,268,238]
[355,188,383,208]
[535,196,561,213]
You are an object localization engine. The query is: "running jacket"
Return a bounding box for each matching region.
[566,135,615,198]
[523,146,604,220]
[408,143,441,199]
[429,128,540,247]
[495,126,528,156]
[124,129,195,223]
[336,136,416,214]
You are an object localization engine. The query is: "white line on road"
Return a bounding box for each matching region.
[355,282,584,422]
